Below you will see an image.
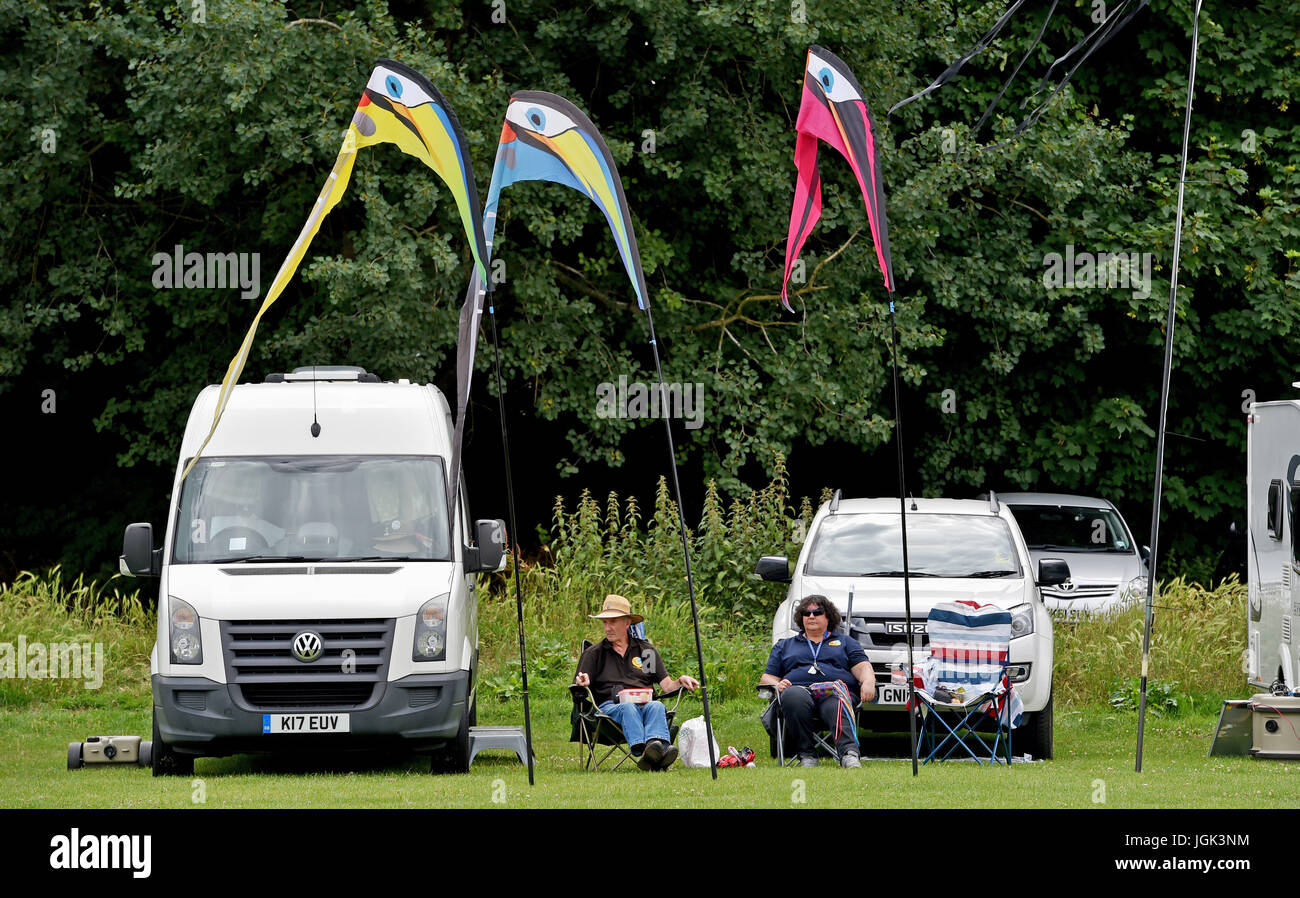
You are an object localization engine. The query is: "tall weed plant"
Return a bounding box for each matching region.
[1053,576,1250,712]
[0,567,153,709]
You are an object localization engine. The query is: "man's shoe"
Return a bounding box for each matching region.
[643,739,666,768]
[798,754,818,768]
[634,753,655,771]
[840,750,862,769]
[656,743,679,770]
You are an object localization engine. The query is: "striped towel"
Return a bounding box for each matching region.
[920,600,1023,728]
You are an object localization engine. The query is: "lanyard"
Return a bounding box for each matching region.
[804,635,825,671]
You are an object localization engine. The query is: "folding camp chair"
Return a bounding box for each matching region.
[757,683,853,766]
[757,607,860,766]
[569,638,684,771]
[912,600,1022,766]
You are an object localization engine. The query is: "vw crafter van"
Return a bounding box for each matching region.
[120,367,505,774]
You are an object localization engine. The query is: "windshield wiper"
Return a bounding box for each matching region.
[964,569,1019,578]
[223,555,328,564]
[857,570,940,577]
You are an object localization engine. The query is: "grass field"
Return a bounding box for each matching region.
[3,568,1295,809]
[4,695,1300,809]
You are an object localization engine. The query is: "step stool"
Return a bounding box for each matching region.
[467,726,532,767]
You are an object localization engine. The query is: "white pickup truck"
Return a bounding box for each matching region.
[757,494,1064,759]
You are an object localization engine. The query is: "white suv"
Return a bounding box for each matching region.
[757,494,1065,759]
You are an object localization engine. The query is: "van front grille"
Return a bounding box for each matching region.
[221,618,394,711]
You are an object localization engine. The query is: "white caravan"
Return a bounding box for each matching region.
[120,366,505,775]
[1245,398,1300,693]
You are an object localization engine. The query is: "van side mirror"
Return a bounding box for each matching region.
[120,523,160,577]
[755,555,792,584]
[1139,545,1151,565]
[465,519,507,573]
[1037,558,1071,587]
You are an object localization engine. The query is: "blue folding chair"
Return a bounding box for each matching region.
[913,600,1022,766]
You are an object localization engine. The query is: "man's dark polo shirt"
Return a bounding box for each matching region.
[576,636,666,705]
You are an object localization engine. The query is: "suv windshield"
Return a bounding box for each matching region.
[173,455,451,563]
[805,513,1023,578]
[1008,505,1132,553]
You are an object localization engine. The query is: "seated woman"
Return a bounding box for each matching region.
[760,594,875,768]
[574,594,699,770]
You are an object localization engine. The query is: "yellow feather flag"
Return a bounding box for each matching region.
[181,60,489,479]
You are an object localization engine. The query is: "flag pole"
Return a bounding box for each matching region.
[887,299,919,776]
[642,305,718,779]
[1136,0,1202,773]
[484,283,536,786]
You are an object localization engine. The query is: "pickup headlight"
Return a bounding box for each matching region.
[1009,604,1035,638]
[413,593,449,662]
[169,597,203,664]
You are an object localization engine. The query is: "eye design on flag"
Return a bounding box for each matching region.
[506,101,579,138]
[366,66,436,108]
[807,51,862,103]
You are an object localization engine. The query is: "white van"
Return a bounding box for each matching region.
[120,366,505,775]
[1245,398,1300,693]
[756,494,1065,759]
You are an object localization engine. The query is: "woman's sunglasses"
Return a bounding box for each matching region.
[801,608,825,617]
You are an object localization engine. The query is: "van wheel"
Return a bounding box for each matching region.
[430,700,471,774]
[1023,691,1054,760]
[151,711,194,777]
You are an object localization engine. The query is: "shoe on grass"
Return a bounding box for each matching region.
[643,739,666,768]
[798,754,818,768]
[840,751,861,769]
[657,743,679,770]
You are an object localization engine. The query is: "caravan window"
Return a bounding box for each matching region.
[1291,484,1300,560]
[1268,479,1284,541]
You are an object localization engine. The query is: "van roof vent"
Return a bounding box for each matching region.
[264,366,381,383]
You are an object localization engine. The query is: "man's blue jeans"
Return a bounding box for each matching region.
[598,699,670,753]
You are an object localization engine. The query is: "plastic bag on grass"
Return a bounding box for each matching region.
[677,715,720,769]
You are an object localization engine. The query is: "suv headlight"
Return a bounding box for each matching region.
[413,593,450,662]
[1009,604,1035,638]
[169,597,203,664]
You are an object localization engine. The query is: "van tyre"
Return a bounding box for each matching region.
[430,699,472,774]
[1024,690,1054,760]
[151,711,194,777]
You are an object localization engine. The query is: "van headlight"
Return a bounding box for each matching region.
[413,594,449,662]
[1125,577,1150,604]
[1009,604,1035,638]
[169,597,203,664]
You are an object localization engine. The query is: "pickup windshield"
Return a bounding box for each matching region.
[805,513,1023,578]
[172,455,452,564]
[1008,505,1133,553]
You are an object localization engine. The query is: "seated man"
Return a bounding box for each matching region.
[760,595,875,768]
[574,594,699,770]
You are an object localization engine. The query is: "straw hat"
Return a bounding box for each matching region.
[590,594,644,624]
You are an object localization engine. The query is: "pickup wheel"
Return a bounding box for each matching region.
[151,710,194,777]
[1023,690,1054,760]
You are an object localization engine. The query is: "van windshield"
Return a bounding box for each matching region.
[172,455,452,564]
[1007,505,1133,553]
[805,513,1023,578]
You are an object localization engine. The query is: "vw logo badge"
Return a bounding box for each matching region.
[292,631,324,663]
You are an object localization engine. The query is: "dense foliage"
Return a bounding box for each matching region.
[1,0,1296,580]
